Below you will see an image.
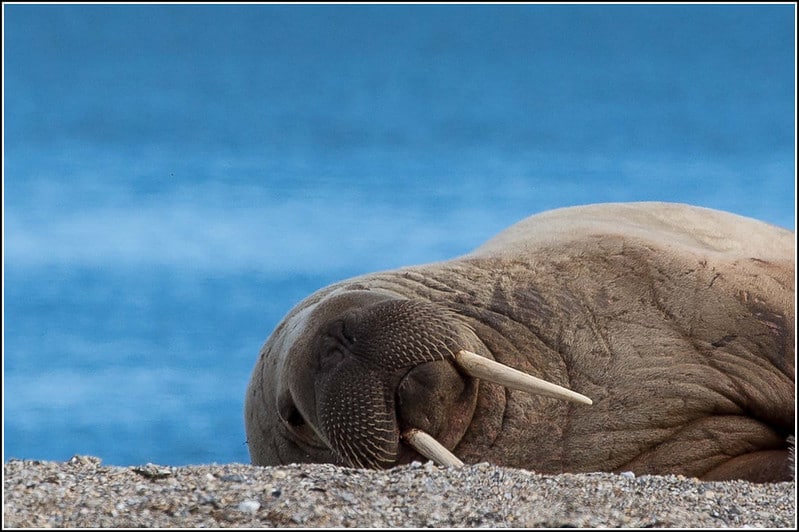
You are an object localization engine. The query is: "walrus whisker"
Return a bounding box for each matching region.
[402,428,464,467]
[454,350,593,405]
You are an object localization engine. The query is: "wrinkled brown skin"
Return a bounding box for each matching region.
[245,202,795,482]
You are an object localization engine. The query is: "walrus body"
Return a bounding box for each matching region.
[245,202,795,482]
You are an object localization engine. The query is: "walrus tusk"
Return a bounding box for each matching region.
[402,428,464,467]
[455,350,593,405]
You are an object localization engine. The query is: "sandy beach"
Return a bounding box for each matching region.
[3,455,795,528]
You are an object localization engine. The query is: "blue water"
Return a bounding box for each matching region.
[3,4,795,466]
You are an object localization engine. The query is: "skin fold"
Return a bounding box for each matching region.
[244,202,795,482]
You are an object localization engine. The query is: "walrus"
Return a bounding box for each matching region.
[244,202,795,482]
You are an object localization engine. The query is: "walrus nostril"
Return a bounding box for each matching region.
[277,393,325,448]
[277,393,309,432]
[286,406,306,428]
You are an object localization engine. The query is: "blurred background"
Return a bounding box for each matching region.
[3,4,795,466]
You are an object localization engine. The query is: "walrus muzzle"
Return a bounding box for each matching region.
[295,298,592,469]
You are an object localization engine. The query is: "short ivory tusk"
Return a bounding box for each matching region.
[402,429,464,467]
[454,350,593,405]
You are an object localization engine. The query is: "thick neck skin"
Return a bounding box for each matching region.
[247,228,793,481]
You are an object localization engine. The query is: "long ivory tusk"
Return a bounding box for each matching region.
[402,429,464,467]
[454,350,593,405]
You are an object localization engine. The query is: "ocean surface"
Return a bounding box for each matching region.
[3,4,795,467]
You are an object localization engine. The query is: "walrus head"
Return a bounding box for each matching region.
[245,288,591,469]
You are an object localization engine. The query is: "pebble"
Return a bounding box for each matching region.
[237,500,260,513]
[3,456,795,527]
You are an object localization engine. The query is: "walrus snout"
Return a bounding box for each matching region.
[309,298,593,468]
[310,298,479,469]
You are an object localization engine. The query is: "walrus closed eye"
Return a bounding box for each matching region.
[245,202,795,482]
